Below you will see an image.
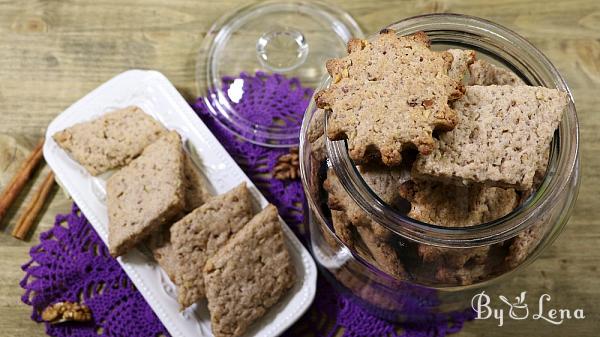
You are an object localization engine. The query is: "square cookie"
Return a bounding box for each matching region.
[53,106,165,175]
[148,154,213,282]
[170,183,254,309]
[204,204,295,337]
[413,85,567,190]
[107,131,185,257]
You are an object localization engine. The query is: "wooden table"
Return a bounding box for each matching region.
[0,0,598,336]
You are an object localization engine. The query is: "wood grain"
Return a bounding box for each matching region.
[0,0,598,336]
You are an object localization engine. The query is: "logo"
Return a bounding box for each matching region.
[471,291,585,326]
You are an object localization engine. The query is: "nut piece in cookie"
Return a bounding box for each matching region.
[400,179,519,285]
[413,85,567,190]
[315,30,464,165]
[170,183,254,309]
[107,131,186,257]
[468,59,525,86]
[204,205,295,337]
[53,106,166,176]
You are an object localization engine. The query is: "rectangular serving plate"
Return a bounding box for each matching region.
[43,70,317,337]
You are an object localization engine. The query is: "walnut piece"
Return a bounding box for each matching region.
[273,148,299,180]
[41,301,92,324]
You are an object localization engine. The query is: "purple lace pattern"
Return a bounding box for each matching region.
[205,71,311,147]
[21,204,169,337]
[21,71,474,337]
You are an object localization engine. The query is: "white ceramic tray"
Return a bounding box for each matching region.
[43,70,317,337]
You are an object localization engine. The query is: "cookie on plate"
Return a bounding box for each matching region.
[107,131,185,257]
[148,155,213,282]
[315,30,463,165]
[180,155,213,211]
[53,106,165,175]
[147,227,179,282]
[170,183,254,309]
[413,85,567,190]
[204,204,295,337]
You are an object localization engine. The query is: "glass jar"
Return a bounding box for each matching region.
[299,13,580,321]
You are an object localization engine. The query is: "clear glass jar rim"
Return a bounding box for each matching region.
[300,13,580,248]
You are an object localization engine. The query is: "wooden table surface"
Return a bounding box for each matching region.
[0,0,599,336]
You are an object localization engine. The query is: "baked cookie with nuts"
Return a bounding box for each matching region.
[413,85,567,190]
[324,167,408,279]
[399,179,519,285]
[204,205,295,337]
[315,30,464,166]
[468,59,525,86]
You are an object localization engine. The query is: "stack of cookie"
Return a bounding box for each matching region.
[311,30,567,286]
[53,107,296,337]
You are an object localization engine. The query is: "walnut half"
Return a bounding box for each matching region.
[273,148,300,180]
[41,301,92,324]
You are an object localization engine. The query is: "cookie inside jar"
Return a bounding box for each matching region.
[308,29,568,287]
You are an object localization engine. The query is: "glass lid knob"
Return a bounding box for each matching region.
[256,28,309,73]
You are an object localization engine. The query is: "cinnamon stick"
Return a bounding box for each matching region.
[12,171,55,240]
[0,137,45,222]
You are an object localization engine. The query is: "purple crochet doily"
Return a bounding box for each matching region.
[21,204,169,337]
[21,71,474,337]
[203,71,310,147]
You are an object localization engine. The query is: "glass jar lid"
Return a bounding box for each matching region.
[196,0,363,148]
